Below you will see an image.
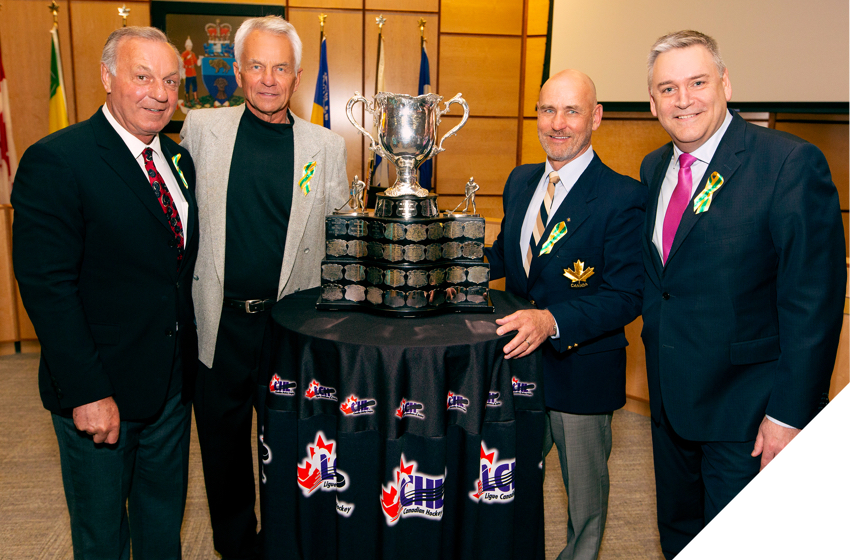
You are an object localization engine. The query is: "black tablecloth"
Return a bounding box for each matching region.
[259,287,545,560]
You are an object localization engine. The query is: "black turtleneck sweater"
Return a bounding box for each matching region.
[223,107,295,299]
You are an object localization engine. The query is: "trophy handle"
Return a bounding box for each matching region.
[346,93,378,151]
[434,93,469,154]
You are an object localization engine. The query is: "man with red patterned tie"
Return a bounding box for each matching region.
[640,30,845,558]
[13,27,198,559]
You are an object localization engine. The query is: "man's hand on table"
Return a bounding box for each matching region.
[496,309,555,359]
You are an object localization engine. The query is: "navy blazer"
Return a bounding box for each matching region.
[640,112,845,441]
[486,153,646,414]
[13,109,199,420]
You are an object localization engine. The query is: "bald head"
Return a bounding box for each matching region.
[541,69,597,107]
[536,69,602,170]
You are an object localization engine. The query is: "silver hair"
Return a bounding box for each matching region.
[234,16,303,70]
[647,30,726,87]
[101,26,180,76]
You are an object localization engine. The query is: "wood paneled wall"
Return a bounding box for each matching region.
[0,0,846,401]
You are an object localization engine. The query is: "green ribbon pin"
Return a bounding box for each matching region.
[539,221,567,256]
[171,154,189,190]
[299,161,317,195]
[693,171,724,214]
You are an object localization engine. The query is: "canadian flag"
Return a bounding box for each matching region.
[0,40,17,205]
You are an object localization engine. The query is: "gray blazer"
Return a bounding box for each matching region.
[180,105,348,367]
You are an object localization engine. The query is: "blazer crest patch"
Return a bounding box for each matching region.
[563,260,594,288]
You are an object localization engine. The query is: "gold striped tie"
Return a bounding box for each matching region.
[525,171,559,276]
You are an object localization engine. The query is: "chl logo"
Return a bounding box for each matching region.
[340,394,377,415]
[305,379,338,401]
[486,391,502,407]
[380,455,446,526]
[269,374,296,396]
[469,442,516,503]
[395,398,425,420]
[512,376,536,397]
[446,391,470,413]
[297,431,350,509]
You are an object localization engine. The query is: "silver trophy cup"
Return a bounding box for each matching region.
[346,92,469,197]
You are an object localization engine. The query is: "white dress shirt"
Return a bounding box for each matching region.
[519,147,595,339]
[102,104,188,228]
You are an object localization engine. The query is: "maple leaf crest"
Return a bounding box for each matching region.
[563,260,595,283]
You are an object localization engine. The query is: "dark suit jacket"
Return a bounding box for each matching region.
[640,112,846,442]
[12,109,199,421]
[486,153,646,414]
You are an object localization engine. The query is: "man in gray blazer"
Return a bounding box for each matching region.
[180,16,347,560]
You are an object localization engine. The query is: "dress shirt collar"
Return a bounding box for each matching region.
[102,104,164,160]
[672,109,733,165]
[544,146,594,192]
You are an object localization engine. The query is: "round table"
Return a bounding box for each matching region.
[259,287,545,560]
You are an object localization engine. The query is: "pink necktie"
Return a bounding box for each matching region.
[661,153,697,264]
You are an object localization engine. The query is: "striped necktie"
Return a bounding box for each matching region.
[524,171,559,276]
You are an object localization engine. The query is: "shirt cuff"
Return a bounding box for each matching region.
[766,415,797,430]
[550,319,560,339]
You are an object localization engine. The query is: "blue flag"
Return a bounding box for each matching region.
[310,37,330,128]
[418,44,433,191]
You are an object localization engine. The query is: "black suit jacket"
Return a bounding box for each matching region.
[640,112,845,441]
[486,153,646,414]
[12,109,199,420]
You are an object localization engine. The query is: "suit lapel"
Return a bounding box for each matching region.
[279,113,320,296]
[206,106,243,285]
[91,111,172,233]
[645,144,673,278]
[665,113,745,265]
[160,141,197,246]
[506,165,544,284]
[527,156,598,288]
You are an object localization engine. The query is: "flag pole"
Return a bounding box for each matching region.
[318,13,326,44]
[48,0,58,28]
[374,15,385,93]
[118,5,131,28]
[367,15,386,199]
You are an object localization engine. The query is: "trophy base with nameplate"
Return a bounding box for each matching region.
[316,91,493,317]
[317,194,492,316]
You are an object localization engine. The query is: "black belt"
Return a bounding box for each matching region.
[223,297,277,314]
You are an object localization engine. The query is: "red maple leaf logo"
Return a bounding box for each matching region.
[395,399,406,418]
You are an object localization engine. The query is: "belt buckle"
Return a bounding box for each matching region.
[244,299,263,313]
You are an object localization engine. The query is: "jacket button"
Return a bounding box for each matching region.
[662,292,670,300]
[168,238,177,248]
[176,281,180,289]
[529,299,536,306]
[165,329,174,336]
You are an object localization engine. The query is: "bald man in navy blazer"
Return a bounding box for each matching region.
[486,70,645,560]
[640,30,845,558]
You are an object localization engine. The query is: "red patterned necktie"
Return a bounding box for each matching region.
[661,153,697,264]
[143,147,184,267]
